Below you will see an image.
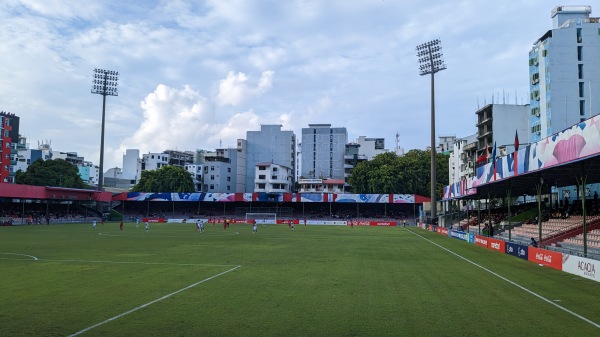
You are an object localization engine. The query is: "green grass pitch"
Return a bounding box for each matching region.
[1,222,600,336]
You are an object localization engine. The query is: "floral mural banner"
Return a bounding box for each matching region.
[444,114,600,200]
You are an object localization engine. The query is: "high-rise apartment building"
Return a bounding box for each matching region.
[476,104,530,160]
[529,5,600,142]
[203,143,246,193]
[245,125,296,192]
[0,112,19,183]
[300,124,347,180]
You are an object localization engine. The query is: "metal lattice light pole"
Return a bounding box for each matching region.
[91,68,119,191]
[416,39,446,224]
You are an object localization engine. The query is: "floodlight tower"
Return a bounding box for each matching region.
[416,39,446,224]
[91,68,119,191]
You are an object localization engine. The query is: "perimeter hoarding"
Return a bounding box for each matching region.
[562,255,599,282]
[450,230,473,243]
[505,242,529,260]
[528,247,563,270]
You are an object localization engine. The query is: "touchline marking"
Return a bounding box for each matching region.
[67,265,241,337]
[0,252,39,260]
[405,229,600,330]
[98,232,240,238]
[42,258,238,268]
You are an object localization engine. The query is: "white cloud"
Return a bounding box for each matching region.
[216,70,274,107]
[119,84,214,154]
[115,81,262,164]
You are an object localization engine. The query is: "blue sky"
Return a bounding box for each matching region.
[0,1,590,170]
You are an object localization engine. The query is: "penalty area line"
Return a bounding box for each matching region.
[405,228,600,330]
[67,265,241,337]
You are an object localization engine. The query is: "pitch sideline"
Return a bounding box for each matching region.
[405,228,600,330]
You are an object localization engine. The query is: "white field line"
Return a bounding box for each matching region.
[405,228,600,330]
[67,265,241,337]
[97,232,240,238]
[42,259,239,268]
[0,252,39,260]
[0,253,238,267]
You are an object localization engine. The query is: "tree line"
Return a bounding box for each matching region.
[348,150,449,198]
[15,150,449,196]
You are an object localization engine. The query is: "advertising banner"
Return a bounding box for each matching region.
[368,221,397,226]
[474,235,488,248]
[467,233,474,243]
[505,242,528,260]
[487,238,506,253]
[450,230,469,242]
[528,247,563,270]
[562,255,599,282]
[304,220,346,226]
[142,218,165,223]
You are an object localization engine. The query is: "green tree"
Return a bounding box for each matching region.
[348,149,449,197]
[15,159,86,188]
[131,165,195,192]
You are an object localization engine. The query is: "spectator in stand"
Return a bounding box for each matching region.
[530,237,538,248]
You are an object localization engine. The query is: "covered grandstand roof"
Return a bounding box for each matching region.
[0,184,112,202]
[444,114,600,201]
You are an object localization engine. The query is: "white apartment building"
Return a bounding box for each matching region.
[246,125,295,193]
[355,136,385,160]
[202,143,246,193]
[184,164,203,192]
[122,149,139,181]
[254,162,293,193]
[448,134,477,186]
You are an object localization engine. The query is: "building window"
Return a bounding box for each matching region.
[211,166,214,171]
[258,183,265,189]
[580,100,585,116]
[227,168,231,173]
[578,64,583,79]
[272,167,278,172]
[579,82,585,98]
[272,176,277,180]
[210,184,214,189]
[227,177,231,182]
[210,175,214,180]
[577,46,583,61]
[227,185,230,191]
[259,175,265,179]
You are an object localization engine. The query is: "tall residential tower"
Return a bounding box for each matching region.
[529,6,600,142]
[300,124,348,180]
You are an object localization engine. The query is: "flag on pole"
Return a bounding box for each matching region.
[492,141,497,180]
[492,142,497,168]
[476,148,488,163]
[514,130,519,175]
